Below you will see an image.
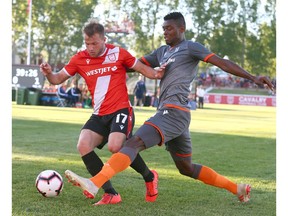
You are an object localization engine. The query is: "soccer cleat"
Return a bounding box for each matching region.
[93,193,122,206]
[237,184,251,202]
[65,170,99,199]
[145,170,158,202]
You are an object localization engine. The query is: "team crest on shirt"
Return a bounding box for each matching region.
[86,59,91,64]
[108,53,116,62]
[103,47,119,64]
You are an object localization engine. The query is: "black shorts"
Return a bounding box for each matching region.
[82,107,135,149]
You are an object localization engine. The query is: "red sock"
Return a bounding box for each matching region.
[90,152,131,188]
[198,166,237,194]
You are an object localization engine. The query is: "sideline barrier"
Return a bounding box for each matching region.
[205,93,276,107]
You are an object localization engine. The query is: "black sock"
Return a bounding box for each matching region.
[82,151,118,194]
[104,188,118,195]
[143,171,154,182]
[130,153,154,182]
[81,151,103,176]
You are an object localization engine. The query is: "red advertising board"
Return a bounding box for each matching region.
[205,93,276,107]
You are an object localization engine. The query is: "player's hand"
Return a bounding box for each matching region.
[253,76,275,93]
[40,62,52,76]
[154,65,165,79]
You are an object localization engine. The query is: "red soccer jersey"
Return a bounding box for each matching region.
[63,44,137,115]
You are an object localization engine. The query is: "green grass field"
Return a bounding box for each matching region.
[12,103,276,216]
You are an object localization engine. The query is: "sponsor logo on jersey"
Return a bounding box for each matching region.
[120,125,124,130]
[85,66,118,76]
[86,59,91,64]
[160,58,175,67]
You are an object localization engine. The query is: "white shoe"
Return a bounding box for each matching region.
[65,170,99,199]
[237,183,251,202]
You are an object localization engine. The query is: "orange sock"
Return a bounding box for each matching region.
[198,166,237,194]
[90,152,131,188]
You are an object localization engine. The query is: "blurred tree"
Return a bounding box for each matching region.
[246,15,276,76]
[118,0,179,56]
[12,0,276,79]
[12,0,95,70]
[209,22,244,64]
[187,0,275,78]
[253,0,275,78]
[237,0,260,68]
[103,0,179,95]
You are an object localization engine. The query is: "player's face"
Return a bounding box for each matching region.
[84,33,106,57]
[162,20,185,47]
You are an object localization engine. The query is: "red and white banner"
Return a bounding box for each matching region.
[205,93,276,107]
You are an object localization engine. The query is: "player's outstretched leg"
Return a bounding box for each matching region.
[197,165,252,202]
[65,170,99,199]
[174,159,252,203]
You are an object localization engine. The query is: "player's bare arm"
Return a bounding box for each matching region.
[132,60,164,79]
[207,55,275,92]
[40,62,70,85]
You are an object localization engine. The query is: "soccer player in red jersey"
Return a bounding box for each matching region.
[40,19,163,205]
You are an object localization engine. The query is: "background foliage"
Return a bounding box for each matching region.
[12,0,276,77]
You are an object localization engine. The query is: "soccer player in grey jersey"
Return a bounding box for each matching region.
[65,12,275,203]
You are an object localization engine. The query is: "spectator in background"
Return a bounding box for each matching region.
[133,75,146,108]
[196,85,205,109]
[152,86,160,108]
[81,82,92,108]
[188,92,197,110]
[57,82,73,105]
[210,72,216,87]
[67,82,82,107]
[42,83,57,93]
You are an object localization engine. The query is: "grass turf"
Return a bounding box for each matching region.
[12,103,276,216]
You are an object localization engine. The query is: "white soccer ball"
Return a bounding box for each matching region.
[35,170,64,197]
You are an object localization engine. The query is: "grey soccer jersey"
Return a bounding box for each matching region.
[142,40,214,109]
[135,40,214,156]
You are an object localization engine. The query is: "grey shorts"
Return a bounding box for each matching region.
[135,104,192,159]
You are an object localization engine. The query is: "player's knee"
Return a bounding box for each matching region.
[77,140,92,156]
[107,140,123,153]
[107,144,121,153]
[76,141,84,152]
